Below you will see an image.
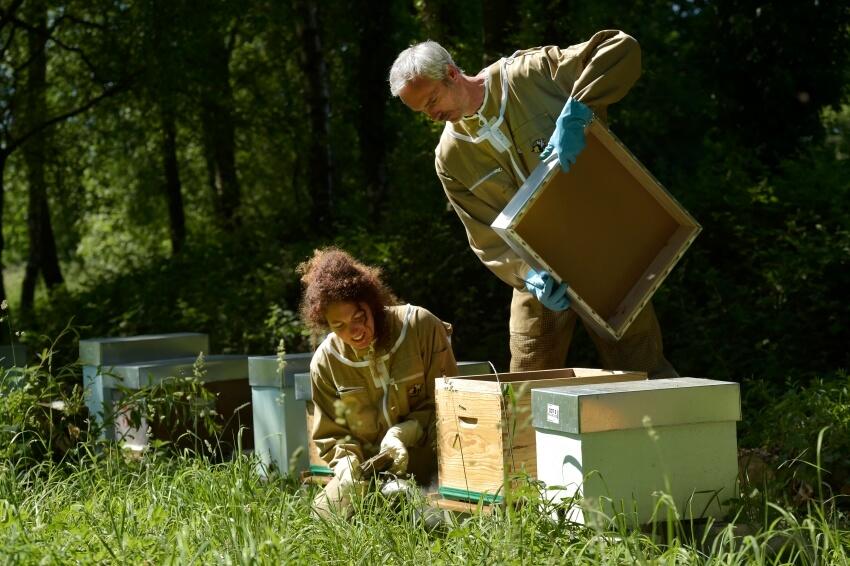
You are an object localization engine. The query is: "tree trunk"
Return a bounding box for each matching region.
[21,0,63,314]
[358,0,391,224]
[160,104,185,255]
[482,0,515,64]
[198,30,241,231]
[0,154,7,310]
[150,0,186,254]
[295,0,333,231]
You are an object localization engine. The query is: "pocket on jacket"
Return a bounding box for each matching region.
[393,371,426,417]
[514,113,556,171]
[509,288,544,336]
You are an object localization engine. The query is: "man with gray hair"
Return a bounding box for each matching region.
[389,30,677,378]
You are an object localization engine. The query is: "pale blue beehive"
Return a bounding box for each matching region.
[249,353,312,477]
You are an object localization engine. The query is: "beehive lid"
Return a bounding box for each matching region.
[79,333,209,366]
[532,377,740,434]
[248,353,312,387]
[103,354,247,389]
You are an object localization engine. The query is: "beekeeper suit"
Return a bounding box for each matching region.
[311,304,458,517]
[392,30,677,377]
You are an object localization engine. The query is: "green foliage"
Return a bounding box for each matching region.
[0,323,87,463]
[743,371,850,499]
[25,231,311,367]
[650,103,850,381]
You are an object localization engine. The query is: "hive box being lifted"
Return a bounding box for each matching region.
[435,367,646,504]
[491,120,701,340]
[532,378,740,526]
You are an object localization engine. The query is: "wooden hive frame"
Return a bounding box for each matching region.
[435,368,645,503]
[492,119,701,340]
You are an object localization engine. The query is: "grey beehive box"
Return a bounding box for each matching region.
[80,333,209,438]
[106,354,249,453]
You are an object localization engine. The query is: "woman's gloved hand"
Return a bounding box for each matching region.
[380,419,423,475]
[525,268,570,312]
[312,453,363,519]
[540,97,593,172]
[333,453,362,483]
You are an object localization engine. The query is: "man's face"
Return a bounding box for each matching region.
[399,67,465,123]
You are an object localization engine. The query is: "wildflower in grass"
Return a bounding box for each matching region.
[276,338,287,375]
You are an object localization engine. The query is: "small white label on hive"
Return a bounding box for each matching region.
[547,403,559,424]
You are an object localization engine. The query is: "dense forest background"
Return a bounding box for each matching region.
[1,0,848,393]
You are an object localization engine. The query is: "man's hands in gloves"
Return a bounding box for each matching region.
[379,419,423,475]
[525,268,570,312]
[540,97,593,172]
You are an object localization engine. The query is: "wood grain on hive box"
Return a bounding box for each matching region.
[492,120,701,340]
[435,368,646,503]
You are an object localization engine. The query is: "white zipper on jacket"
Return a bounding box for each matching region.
[445,56,527,184]
[322,305,415,428]
[323,305,413,368]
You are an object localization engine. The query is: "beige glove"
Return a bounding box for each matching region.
[312,453,362,519]
[379,420,423,475]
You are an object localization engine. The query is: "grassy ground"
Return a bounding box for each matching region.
[1,448,848,565]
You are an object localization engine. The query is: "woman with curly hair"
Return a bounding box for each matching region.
[298,247,458,517]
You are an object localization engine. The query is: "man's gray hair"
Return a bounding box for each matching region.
[388,40,458,97]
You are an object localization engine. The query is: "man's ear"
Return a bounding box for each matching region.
[446,64,459,81]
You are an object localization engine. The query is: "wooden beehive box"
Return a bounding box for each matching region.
[435,368,646,503]
[492,119,701,340]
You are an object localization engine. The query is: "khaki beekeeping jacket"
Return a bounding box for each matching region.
[310,304,458,469]
[436,29,641,291]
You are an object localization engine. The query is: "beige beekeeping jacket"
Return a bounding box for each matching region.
[435,29,641,292]
[310,304,458,469]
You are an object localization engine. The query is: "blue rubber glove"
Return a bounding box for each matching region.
[539,97,593,172]
[525,268,570,312]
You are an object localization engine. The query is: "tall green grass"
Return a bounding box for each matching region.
[0,446,847,564]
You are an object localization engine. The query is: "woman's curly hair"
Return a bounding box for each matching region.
[297,247,399,347]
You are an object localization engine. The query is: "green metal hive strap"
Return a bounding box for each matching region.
[438,486,504,505]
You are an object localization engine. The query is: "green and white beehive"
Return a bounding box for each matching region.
[532,377,740,526]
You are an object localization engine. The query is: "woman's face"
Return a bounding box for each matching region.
[325,301,375,351]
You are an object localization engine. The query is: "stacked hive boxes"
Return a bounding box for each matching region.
[435,368,646,503]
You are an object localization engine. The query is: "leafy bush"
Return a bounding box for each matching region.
[0,324,87,463]
[25,231,313,369]
[742,370,850,503]
[653,106,850,382]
